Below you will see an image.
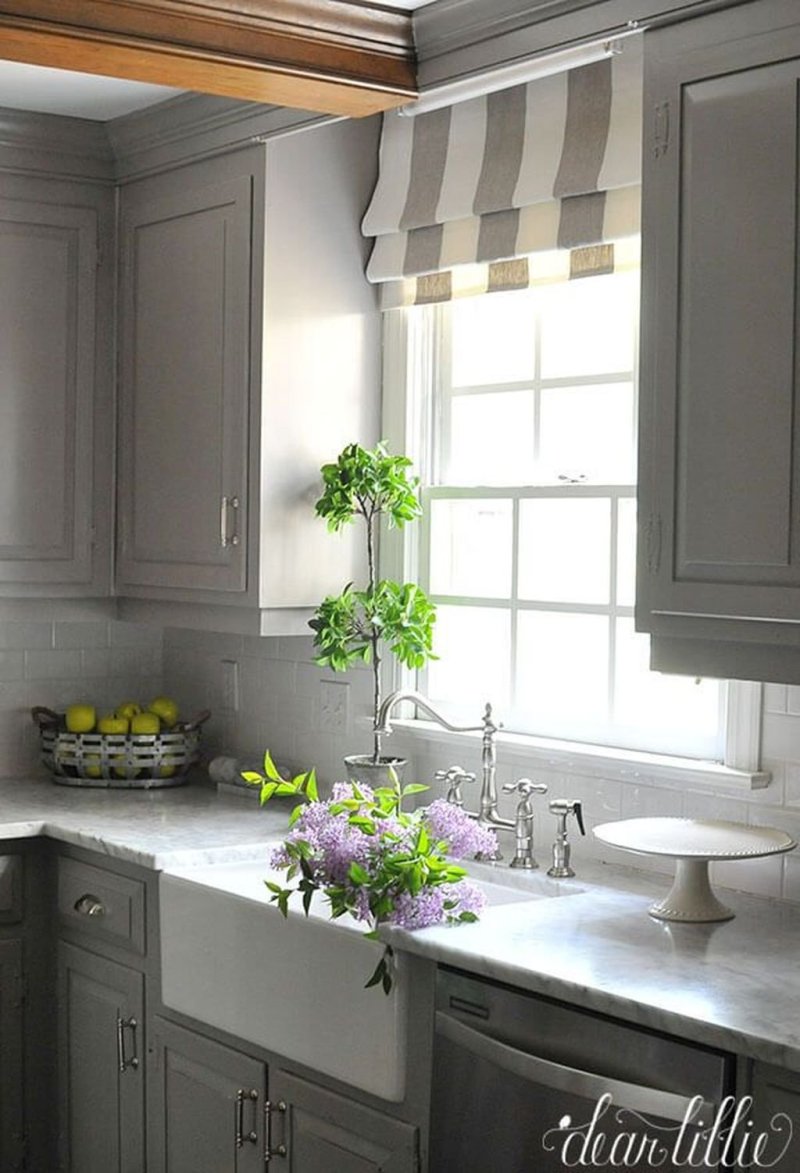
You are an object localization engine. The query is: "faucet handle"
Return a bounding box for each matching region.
[435,765,476,806]
[503,777,548,798]
[549,798,586,835]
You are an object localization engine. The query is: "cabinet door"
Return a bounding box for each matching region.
[57,942,144,1173]
[147,1017,266,1173]
[0,198,98,586]
[269,1069,418,1173]
[117,173,251,596]
[0,939,24,1172]
[637,3,800,668]
[749,1062,800,1171]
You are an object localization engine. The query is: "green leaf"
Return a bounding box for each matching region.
[364,957,386,990]
[241,771,263,784]
[402,783,429,798]
[348,862,371,885]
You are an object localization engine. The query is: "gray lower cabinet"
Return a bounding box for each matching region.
[57,941,145,1173]
[637,0,800,681]
[0,938,24,1172]
[269,1069,419,1173]
[147,1016,267,1173]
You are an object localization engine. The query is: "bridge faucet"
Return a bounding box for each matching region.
[374,690,515,857]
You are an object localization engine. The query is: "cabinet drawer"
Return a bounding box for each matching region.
[57,857,145,956]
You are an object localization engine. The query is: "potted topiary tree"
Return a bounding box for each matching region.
[309,442,437,785]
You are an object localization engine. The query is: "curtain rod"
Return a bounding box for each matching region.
[398,23,643,118]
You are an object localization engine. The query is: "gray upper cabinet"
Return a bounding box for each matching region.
[0,182,113,595]
[637,0,800,681]
[116,116,380,635]
[117,173,251,596]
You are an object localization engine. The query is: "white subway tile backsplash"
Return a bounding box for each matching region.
[0,621,53,650]
[55,621,109,649]
[24,649,82,680]
[788,686,800,717]
[0,652,25,682]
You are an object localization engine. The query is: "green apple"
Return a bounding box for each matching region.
[147,696,179,728]
[84,754,103,779]
[131,711,160,735]
[115,701,141,722]
[65,704,96,734]
[97,714,129,735]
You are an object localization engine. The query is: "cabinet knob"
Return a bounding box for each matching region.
[74,893,105,918]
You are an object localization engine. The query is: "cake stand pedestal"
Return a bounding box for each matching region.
[593,818,796,923]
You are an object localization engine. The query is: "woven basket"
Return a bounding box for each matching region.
[32,707,210,789]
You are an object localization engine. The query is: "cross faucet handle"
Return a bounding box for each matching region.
[435,765,476,806]
[502,778,548,799]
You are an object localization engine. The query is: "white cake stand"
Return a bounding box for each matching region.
[593,818,796,923]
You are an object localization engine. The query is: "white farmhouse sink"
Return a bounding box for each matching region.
[160,854,410,1101]
[159,851,574,1101]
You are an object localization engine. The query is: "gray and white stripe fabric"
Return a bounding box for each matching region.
[362,38,642,283]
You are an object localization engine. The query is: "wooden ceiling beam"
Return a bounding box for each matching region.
[0,1,418,117]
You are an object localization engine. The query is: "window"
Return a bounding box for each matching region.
[389,252,729,762]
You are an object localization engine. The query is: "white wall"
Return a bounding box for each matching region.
[163,628,800,906]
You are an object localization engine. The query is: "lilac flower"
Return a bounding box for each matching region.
[389,879,486,930]
[423,799,499,859]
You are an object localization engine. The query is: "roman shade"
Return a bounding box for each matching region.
[362,37,642,287]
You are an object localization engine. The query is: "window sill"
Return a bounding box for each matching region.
[381,718,771,792]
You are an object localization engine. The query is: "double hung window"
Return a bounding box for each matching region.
[391,250,726,762]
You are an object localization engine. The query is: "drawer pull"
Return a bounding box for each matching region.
[116,1016,139,1073]
[74,893,105,918]
[220,495,240,548]
[236,1088,259,1148]
[265,1099,287,1161]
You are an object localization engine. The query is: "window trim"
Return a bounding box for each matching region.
[380,299,768,791]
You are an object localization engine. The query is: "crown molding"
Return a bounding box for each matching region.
[0,106,114,181]
[108,91,331,179]
[0,1,417,117]
[413,0,749,85]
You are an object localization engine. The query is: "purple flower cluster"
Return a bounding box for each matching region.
[424,799,499,859]
[389,878,486,931]
[269,800,372,885]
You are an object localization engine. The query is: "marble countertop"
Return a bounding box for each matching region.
[0,774,285,868]
[384,859,800,1073]
[1,774,799,1072]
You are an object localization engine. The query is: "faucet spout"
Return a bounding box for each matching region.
[375,690,514,859]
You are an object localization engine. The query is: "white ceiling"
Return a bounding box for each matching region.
[0,60,184,120]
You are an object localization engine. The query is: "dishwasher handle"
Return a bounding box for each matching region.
[436,1011,716,1126]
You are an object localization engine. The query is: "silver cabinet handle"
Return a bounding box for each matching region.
[435,1012,716,1125]
[116,1016,138,1073]
[220,495,240,548]
[74,893,105,917]
[265,1099,287,1162]
[236,1088,259,1148]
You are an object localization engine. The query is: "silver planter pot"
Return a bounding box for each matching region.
[343,754,407,788]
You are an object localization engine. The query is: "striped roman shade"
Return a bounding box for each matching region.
[362,38,642,285]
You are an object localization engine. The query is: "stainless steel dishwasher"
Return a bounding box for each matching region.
[429,967,735,1172]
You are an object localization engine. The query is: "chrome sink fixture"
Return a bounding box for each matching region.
[376,690,549,864]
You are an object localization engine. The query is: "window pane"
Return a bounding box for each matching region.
[518,498,610,605]
[516,612,609,729]
[539,383,635,484]
[617,497,637,607]
[540,271,637,378]
[614,619,722,756]
[427,605,511,715]
[448,391,534,485]
[429,499,513,599]
[451,291,535,386]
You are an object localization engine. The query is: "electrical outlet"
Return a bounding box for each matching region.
[320,680,349,733]
[221,659,239,712]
